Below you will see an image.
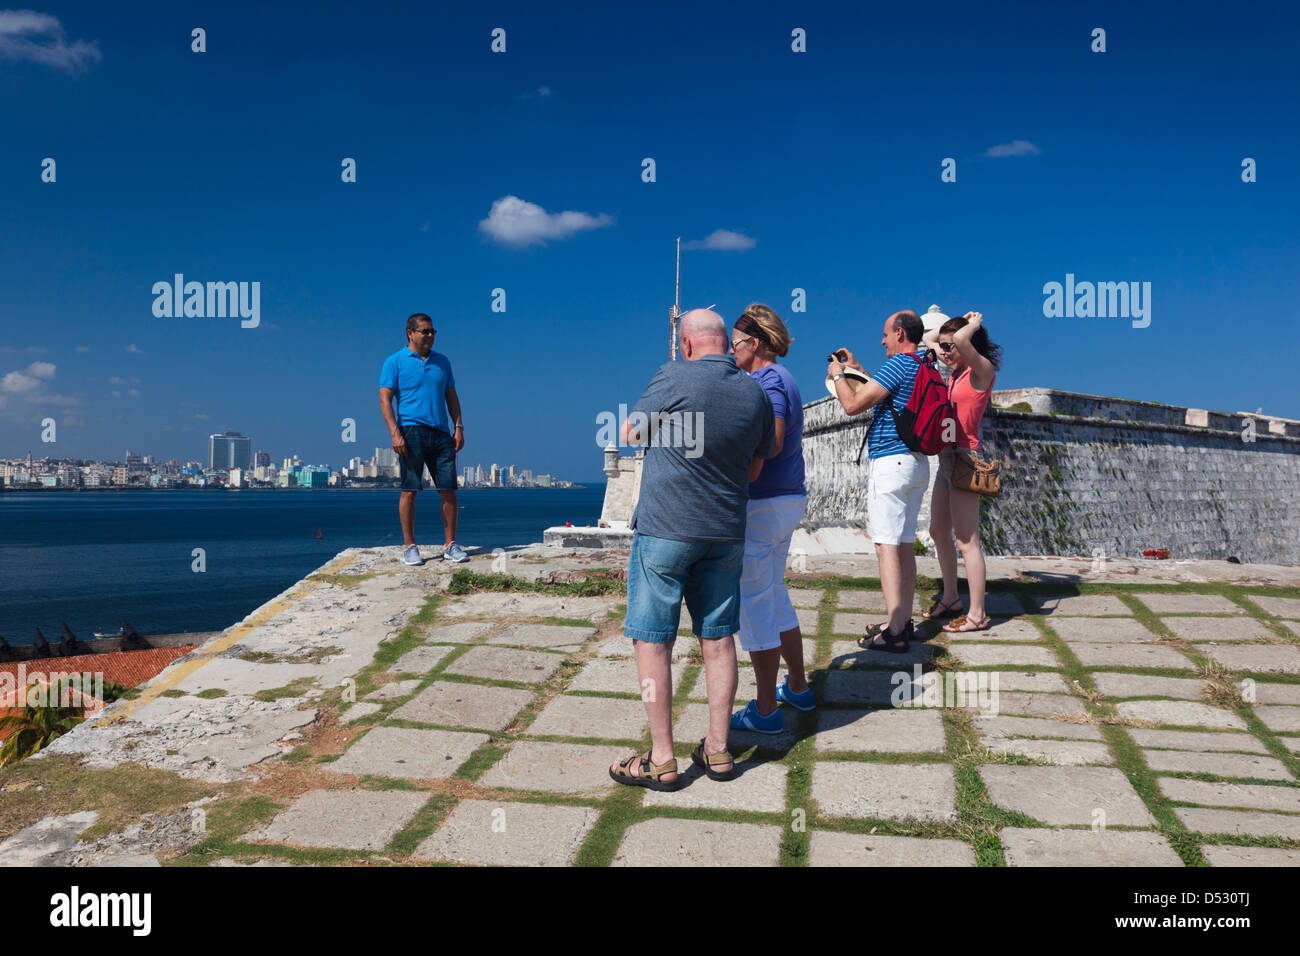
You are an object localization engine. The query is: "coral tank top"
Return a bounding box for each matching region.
[950,367,994,449]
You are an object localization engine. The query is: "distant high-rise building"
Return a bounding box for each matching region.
[375,447,397,468]
[255,450,271,467]
[489,464,502,486]
[210,431,251,471]
[521,469,533,483]
[463,466,474,486]
[474,464,484,485]
[125,450,146,474]
[282,455,301,472]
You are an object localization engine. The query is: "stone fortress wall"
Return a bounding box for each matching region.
[802,387,1300,564]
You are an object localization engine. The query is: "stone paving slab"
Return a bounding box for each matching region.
[567,657,687,695]
[1136,593,1245,614]
[999,827,1182,866]
[808,830,975,866]
[391,682,535,732]
[436,592,615,622]
[443,646,566,683]
[1032,594,1133,616]
[1115,700,1247,730]
[612,818,782,867]
[814,708,947,753]
[672,701,800,749]
[1048,618,1159,643]
[1127,729,1267,754]
[812,762,957,822]
[1202,845,1300,865]
[1160,616,1272,642]
[945,618,1042,642]
[788,588,824,608]
[642,759,787,812]
[1250,682,1300,705]
[1069,643,1192,669]
[413,799,600,866]
[252,789,428,850]
[328,726,489,780]
[477,741,628,794]
[948,644,1060,668]
[426,622,494,643]
[832,612,883,635]
[829,640,935,668]
[1142,749,1293,781]
[1174,807,1300,839]
[1284,738,1300,755]
[1160,778,1300,812]
[979,692,1086,718]
[1202,644,1300,674]
[796,607,819,630]
[393,644,455,674]
[975,715,1103,740]
[689,665,759,703]
[1092,673,1208,700]
[528,695,648,740]
[836,591,923,611]
[487,624,599,650]
[981,593,1031,616]
[980,766,1156,826]
[1255,705,1300,732]
[821,669,915,706]
[985,739,1113,765]
[342,702,382,723]
[1243,595,1300,619]
[171,657,321,696]
[366,679,421,701]
[973,671,1071,693]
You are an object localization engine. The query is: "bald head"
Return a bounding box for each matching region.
[679,308,727,360]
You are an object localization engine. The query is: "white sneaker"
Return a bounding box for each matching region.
[403,545,424,566]
[442,542,470,563]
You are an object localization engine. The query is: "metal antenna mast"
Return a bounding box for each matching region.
[669,237,681,361]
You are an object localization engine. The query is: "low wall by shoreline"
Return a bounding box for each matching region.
[802,389,1300,564]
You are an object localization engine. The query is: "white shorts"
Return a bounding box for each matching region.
[868,453,930,545]
[738,494,807,653]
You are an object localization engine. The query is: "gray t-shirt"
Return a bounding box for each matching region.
[629,353,775,544]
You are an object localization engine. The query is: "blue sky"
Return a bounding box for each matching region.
[2,1,1297,480]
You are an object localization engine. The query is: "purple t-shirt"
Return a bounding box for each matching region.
[749,363,806,500]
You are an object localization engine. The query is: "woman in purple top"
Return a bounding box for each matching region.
[728,303,815,734]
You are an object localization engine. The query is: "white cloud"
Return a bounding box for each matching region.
[109,375,140,385]
[517,85,553,100]
[478,195,613,247]
[0,10,101,73]
[682,229,757,251]
[126,344,143,353]
[2,361,55,393]
[983,140,1042,158]
[75,345,90,353]
[128,388,140,397]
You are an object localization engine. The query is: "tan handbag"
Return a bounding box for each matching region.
[951,448,1001,497]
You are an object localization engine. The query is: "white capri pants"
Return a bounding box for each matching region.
[738,494,808,653]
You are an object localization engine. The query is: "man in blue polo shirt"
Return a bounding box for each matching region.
[379,313,468,565]
[828,309,931,651]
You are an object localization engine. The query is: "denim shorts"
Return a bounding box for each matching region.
[624,532,745,643]
[398,424,457,491]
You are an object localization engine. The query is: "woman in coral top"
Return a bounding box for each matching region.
[921,312,1002,632]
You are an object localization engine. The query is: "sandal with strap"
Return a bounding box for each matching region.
[859,620,913,653]
[609,749,682,791]
[943,613,991,633]
[691,739,736,782]
[921,596,963,620]
[857,622,889,648]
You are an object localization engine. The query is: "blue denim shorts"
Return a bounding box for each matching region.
[624,532,745,643]
[398,424,457,491]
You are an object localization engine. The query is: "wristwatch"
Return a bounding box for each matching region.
[831,374,846,383]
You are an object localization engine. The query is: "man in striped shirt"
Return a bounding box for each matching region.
[828,310,930,651]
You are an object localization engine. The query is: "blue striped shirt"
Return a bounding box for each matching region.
[866,351,923,460]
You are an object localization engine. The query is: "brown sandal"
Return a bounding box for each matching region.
[691,740,736,781]
[943,613,991,633]
[922,596,963,620]
[609,749,682,791]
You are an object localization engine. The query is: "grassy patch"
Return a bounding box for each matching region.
[446,569,625,598]
[310,572,378,588]
[195,688,228,699]
[253,677,318,702]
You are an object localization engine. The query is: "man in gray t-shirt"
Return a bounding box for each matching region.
[608,309,774,794]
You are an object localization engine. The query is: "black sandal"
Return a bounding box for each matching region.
[691,739,736,782]
[860,621,913,653]
[857,622,889,648]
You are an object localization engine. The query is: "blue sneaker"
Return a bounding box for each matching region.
[442,541,470,563]
[776,677,816,712]
[729,699,783,735]
[402,545,424,566]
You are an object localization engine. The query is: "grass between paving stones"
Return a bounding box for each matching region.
[170,793,284,866]
[239,646,344,665]
[159,688,187,698]
[254,676,319,702]
[195,688,228,699]
[309,571,378,588]
[446,569,626,597]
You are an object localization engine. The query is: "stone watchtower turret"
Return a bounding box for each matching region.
[922,304,951,381]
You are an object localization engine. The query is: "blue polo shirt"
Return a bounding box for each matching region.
[379,347,456,433]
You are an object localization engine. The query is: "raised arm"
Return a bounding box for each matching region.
[952,312,995,390]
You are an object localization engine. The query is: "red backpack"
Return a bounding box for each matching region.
[887,351,952,455]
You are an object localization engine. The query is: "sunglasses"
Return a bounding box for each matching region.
[937,341,956,351]
[730,337,751,352]
[415,329,436,336]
